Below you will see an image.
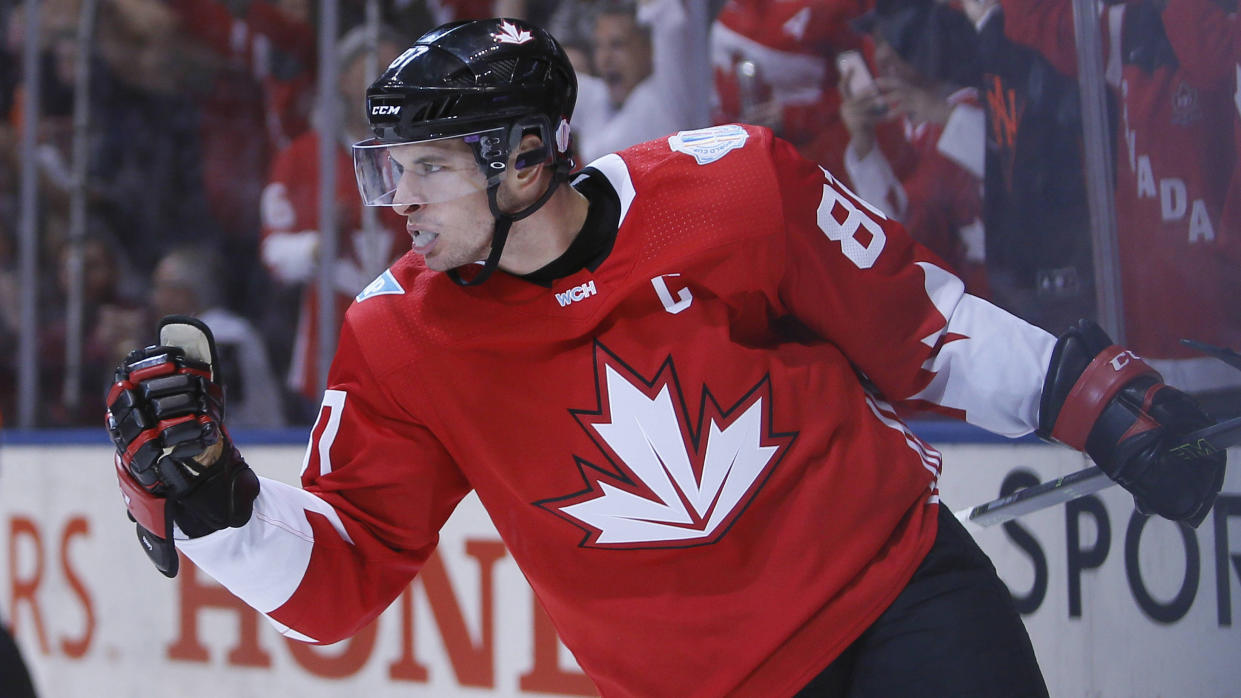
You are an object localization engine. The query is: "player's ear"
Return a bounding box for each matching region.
[511,133,549,184]
[501,133,551,207]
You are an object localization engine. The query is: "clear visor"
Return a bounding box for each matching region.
[352,128,508,206]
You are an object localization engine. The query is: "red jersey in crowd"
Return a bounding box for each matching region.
[1002,0,1240,375]
[170,0,316,149]
[711,0,868,175]
[183,126,1056,698]
[169,0,318,236]
[258,130,406,400]
[846,87,990,296]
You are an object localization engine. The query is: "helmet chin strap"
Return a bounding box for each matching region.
[447,160,570,287]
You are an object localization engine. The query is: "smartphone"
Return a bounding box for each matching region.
[836,50,878,98]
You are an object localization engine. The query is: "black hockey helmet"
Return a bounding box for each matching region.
[353,18,578,285]
[359,18,577,184]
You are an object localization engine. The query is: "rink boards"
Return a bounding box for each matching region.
[0,435,1238,697]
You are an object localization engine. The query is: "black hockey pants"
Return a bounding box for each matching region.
[796,505,1049,698]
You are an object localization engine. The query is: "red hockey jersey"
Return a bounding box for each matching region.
[182,126,1055,697]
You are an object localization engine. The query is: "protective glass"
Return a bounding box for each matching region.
[352,128,508,206]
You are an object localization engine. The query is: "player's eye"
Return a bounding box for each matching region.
[415,161,445,175]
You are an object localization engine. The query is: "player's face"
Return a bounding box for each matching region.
[388,140,496,271]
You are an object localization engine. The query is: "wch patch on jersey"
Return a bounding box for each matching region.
[356,269,405,302]
[537,343,795,548]
[555,280,598,307]
[668,124,749,166]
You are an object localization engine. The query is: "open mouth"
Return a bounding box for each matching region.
[410,229,440,254]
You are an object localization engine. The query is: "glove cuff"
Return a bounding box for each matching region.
[1051,345,1159,449]
[173,445,259,538]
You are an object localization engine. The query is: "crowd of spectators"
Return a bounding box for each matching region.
[0,0,1237,428]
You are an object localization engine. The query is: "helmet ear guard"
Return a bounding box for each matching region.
[465,117,557,176]
[511,126,553,170]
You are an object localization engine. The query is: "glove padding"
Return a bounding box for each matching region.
[105,315,259,577]
[1038,320,1226,527]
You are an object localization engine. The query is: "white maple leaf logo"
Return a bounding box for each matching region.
[540,347,794,548]
[493,20,533,45]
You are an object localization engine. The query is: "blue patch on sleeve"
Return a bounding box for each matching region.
[356,269,405,302]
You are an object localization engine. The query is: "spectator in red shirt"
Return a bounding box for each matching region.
[258,25,408,415]
[711,0,868,177]
[840,0,990,295]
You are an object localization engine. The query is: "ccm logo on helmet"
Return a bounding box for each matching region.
[371,105,401,116]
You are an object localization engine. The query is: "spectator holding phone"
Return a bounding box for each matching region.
[840,0,989,294]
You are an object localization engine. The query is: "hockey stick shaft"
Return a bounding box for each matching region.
[956,415,1241,527]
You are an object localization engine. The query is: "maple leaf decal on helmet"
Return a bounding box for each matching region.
[538,343,796,549]
[494,20,533,45]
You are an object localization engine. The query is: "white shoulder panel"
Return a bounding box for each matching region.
[584,153,637,227]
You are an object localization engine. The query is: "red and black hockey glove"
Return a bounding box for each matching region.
[1038,320,1226,528]
[104,316,259,577]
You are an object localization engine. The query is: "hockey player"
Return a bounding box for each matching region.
[105,18,1225,698]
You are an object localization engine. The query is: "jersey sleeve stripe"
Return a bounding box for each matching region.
[175,477,354,615]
